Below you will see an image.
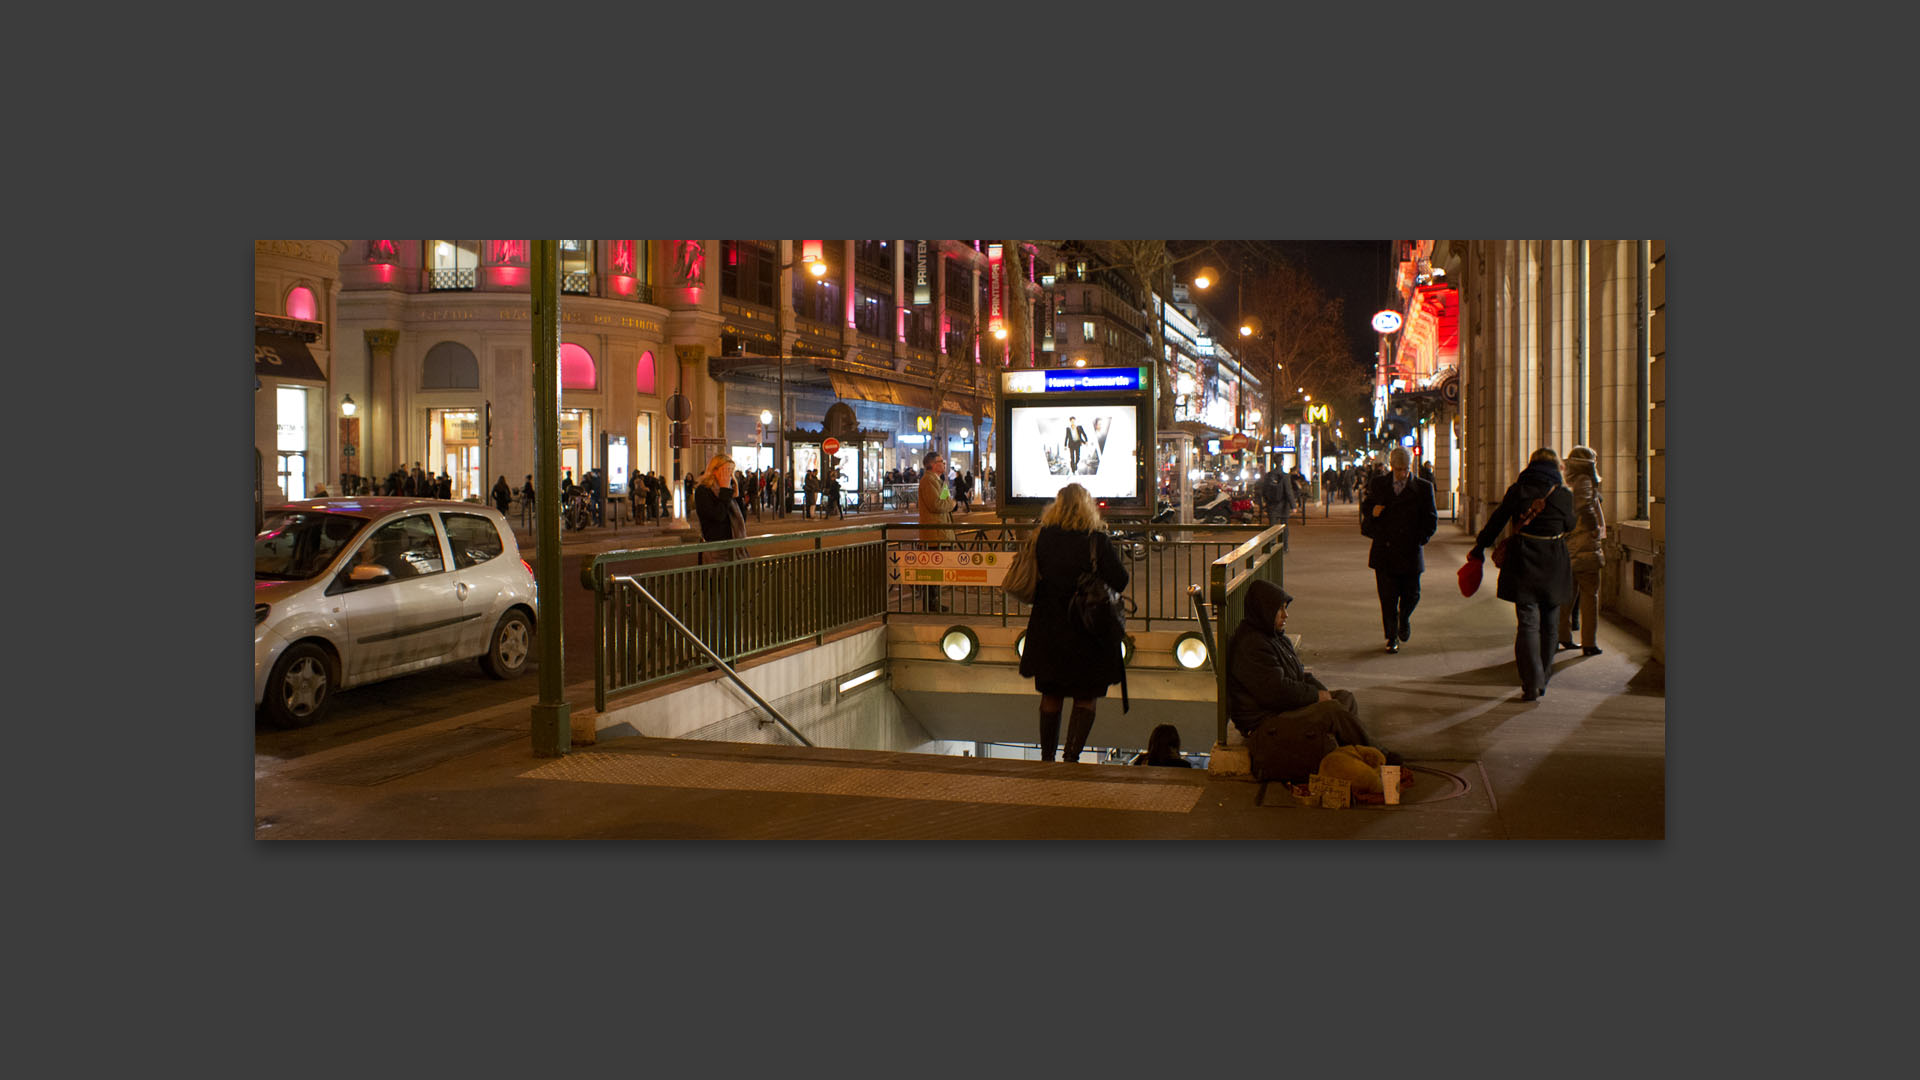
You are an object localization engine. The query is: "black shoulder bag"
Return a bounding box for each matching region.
[1069,535,1136,711]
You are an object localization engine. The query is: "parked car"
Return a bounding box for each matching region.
[254,497,538,728]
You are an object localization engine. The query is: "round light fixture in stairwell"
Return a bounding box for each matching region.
[1014,630,1026,658]
[941,625,979,664]
[1119,635,1136,666]
[1172,632,1209,670]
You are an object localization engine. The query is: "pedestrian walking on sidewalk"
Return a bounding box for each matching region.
[917,451,955,613]
[1466,448,1575,701]
[1360,447,1438,653]
[492,475,511,515]
[1226,580,1402,784]
[802,468,818,519]
[1557,445,1606,656]
[1019,483,1129,763]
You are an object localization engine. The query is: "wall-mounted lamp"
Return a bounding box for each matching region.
[340,394,357,417]
[940,626,980,664]
[1172,631,1210,670]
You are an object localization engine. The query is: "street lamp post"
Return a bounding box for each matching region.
[774,242,828,508]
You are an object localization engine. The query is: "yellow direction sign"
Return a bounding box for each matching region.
[886,548,1009,586]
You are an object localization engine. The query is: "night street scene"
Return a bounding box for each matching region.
[254,238,1665,839]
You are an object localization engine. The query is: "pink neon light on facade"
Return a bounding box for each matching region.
[489,240,529,265]
[560,343,596,390]
[635,350,656,395]
[489,266,528,288]
[610,240,635,276]
[366,239,398,263]
[284,286,317,321]
[608,276,634,297]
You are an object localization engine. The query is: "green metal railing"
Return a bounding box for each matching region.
[580,519,1284,740]
[581,525,886,711]
[1205,524,1288,747]
[877,521,1272,627]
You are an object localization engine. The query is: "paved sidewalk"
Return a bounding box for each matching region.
[254,499,1664,839]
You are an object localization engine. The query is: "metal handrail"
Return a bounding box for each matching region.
[612,574,812,746]
[582,523,890,710]
[1187,584,1225,747]
[878,520,1270,627]
[1205,523,1287,748]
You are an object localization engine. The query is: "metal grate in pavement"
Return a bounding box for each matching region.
[520,752,1204,814]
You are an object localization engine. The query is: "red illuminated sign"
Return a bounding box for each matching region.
[988,243,1004,334]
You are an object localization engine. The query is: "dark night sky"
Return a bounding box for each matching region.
[1171,239,1395,377]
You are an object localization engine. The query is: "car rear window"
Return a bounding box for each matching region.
[442,512,505,569]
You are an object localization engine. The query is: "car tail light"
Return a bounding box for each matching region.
[522,559,535,579]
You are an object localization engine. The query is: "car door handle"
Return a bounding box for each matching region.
[456,581,469,600]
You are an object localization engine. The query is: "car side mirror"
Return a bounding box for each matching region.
[348,563,392,585]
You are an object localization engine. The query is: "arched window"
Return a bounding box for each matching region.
[635,350,656,395]
[423,341,480,389]
[560,343,597,390]
[285,285,317,321]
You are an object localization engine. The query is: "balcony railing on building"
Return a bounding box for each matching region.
[429,268,477,291]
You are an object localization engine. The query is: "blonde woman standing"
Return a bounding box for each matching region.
[1018,483,1130,762]
[693,453,746,556]
[1557,445,1606,656]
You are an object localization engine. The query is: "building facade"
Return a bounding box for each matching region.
[1415,239,1665,660]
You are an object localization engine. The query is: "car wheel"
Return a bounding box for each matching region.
[482,609,532,679]
[263,642,334,728]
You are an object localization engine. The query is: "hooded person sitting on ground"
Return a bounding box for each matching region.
[1225,579,1403,787]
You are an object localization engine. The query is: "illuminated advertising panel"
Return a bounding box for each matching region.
[1005,402,1139,501]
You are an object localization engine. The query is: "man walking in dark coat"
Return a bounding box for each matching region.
[1360,446,1438,653]
[1258,469,1295,547]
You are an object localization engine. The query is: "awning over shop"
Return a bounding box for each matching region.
[828,371,935,411]
[256,330,325,381]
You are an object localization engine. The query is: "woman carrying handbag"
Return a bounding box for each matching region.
[1018,483,1130,763]
[1464,448,1575,701]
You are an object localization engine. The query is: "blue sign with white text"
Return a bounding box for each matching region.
[1043,367,1142,392]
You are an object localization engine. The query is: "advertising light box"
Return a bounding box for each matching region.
[997,366,1153,515]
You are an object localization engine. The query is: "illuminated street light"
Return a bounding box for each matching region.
[1194,266,1220,290]
[340,394,356,417]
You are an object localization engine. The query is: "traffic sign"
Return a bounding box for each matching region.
[822,436,840,455]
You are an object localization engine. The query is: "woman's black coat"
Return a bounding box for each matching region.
[1472,460,1575,606]
[1018,525,1129,698]
[693,483,744,543]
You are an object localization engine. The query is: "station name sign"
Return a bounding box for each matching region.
[1003,366,1145,394]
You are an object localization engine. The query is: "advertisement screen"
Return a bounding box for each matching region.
[1006,402,1140,502]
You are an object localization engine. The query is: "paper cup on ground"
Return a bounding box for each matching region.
[1380,765,1401,805]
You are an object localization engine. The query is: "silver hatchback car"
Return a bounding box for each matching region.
[254,497,538,727]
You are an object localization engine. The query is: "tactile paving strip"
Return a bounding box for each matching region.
[520,752,1204,814]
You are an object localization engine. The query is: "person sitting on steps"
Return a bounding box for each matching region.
[1226,580,1403,787]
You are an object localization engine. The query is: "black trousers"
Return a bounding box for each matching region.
[1514,602,1561,694]
[1374,569,1421,640]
